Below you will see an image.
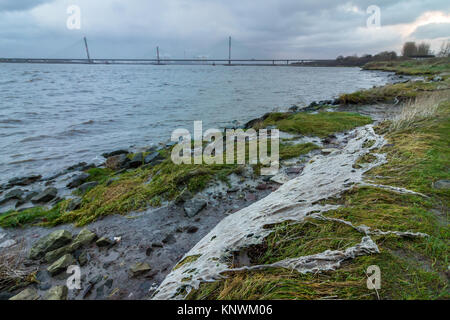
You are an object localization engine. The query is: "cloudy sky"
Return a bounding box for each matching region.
[0,0,449,59]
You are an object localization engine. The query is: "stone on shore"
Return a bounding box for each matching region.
[7,175,41,187]
[96,237,114,247]
[270,173,290,184]
[74,228,97,246]
[29,230,72,260]
[67,198,82,211]
[106,154,129,170]
[45,285,68,300]
[129,262,151,277]
[0,189,24,205]
[102,149,129,158]
[78,182,98,194]
[129,152,144,168]
[9,288,40,300]
[31,187,57,204]
[144,152,162,165]
[47,254,76,276]
[184,199,207,218]
[66,173,90,188]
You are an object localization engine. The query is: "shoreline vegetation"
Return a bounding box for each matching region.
[0,57,449,300]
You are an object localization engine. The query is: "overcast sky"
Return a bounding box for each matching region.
[0,0,449,59]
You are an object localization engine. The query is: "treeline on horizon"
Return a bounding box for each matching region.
[293,40,450,67]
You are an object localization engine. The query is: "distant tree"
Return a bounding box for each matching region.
[417,42,431,56]
[402,42,418,57]
[374,51,397,60]
[437,40,450,57]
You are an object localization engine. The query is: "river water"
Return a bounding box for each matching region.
[0,64,391,181]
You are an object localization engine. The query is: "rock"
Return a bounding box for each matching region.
[227,186,239,193]
[31,187,57,204]
[0,239,17,248]
[45,285,68,300]
[29,230,72,260]
[78,181,98,193]
[106,154,129,170]
[321,148,339,155]
[7,175,41,187]
[288,105,299,112]
[162,234,176,244]
[15,191,39,207]
[286,167,304,174]
[102,149,128,158]
[47,254,76,276]
[256,183,269,190]
[96,237,114,247]
[175,189,193,204]
[144,152,162,164]
[0,189,24,205]
[184,199,207,218]
[66,173,90,188]
[433,180,450,190]
[74,228,97,246]
[151,242,163,248]
[270,173,290,184]
[129,262,151,277]
[9,288,40,300]
[129,152,144,168]
[185,226,199,234]
[78,251,89,266]
[67,198,82,211]
[44,242,80,263]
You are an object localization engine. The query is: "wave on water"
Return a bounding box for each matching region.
[0,119,23,124]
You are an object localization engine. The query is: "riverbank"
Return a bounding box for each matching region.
[182,59,450,300]
[1,59,448,300]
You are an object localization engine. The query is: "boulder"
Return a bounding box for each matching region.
[44,285,68,300]
[67,198,82,211]
[44,242,81,263]
[78,251,89,266]
[129,262,151,277]
[31,187,57,204]
[102,149,128,158]
[74,228,97,246]
[9,288,39,300]
[129,153,144,168]
[78,182,98,194]
[106,154,129,170]
[270,173,290,184]
[0,189,24,205]
[96,237,114,247]
[144,152,162,165]
[29,230,72,260]
[7,175,41,187]
[175,189,193,204]
[47,254,76,276]
[184,199,207,218]
[66,173,90,188]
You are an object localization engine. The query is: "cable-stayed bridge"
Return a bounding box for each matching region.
[0,37,331,66]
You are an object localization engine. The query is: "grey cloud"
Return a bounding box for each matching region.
[411,23,450,39]
[0,0,53,12]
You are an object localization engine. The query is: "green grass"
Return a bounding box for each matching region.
[279,142,319,160]
[255,111,372,137]
[188,88,450,300]
[363,57,450,75]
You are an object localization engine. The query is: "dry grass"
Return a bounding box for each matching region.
[390,92,449,131]
[0,242,36,292]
